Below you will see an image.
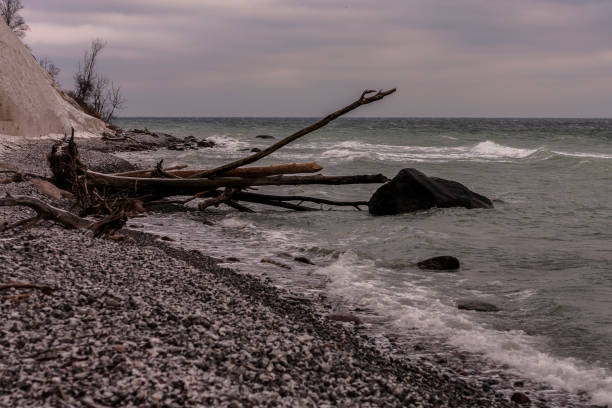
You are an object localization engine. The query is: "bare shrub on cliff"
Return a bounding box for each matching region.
[69,39,126,123]
[0,0,29,38]
[37,56,60,83]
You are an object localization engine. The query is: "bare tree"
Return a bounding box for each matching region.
[72,39,106,105]
[102,82,126,122]
[37,56,60,83]
[69,39,126,123]
[0,0,29,38]
[90,75,109,117]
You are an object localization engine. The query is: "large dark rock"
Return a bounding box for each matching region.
[368,168,493,216]
[417,256,460,271]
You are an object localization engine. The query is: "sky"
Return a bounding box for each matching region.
[21,0,612,117]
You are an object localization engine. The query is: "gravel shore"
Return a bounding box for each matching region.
[0,139,582,407]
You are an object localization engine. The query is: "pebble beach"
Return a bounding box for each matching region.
[0,139,597,407]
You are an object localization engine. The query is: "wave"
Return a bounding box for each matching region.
[318,251,612,406]
[205,134,250,151]
[552,150,612,159]
[318,140,539,163]
[315,140,610,164]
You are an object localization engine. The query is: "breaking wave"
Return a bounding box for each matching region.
[317,140,610,164]
[318,251,612,406]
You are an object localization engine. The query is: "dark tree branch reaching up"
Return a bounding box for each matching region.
[188,88,396,179]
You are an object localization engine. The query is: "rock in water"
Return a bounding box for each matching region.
[255,135,275,139]
[417,256,460,270]
[197,139,215,148]
[368,168,493,216]
[457,301,500,312]
[294,256,315,265]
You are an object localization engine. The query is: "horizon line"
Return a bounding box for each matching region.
[115,115,612,120]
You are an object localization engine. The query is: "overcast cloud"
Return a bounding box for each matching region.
[21,0,612,117]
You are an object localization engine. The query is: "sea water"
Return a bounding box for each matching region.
[114,117,612,405]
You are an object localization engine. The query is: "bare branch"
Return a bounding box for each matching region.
[234,191,369,209]
[188,88,396,179]
[0,195,91,230]
[198,188,238,210]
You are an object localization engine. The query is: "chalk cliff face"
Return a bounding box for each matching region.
[0,20,106,141]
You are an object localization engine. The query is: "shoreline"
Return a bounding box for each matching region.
[0,138,599,407]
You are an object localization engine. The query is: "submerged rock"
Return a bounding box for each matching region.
[197,139,215,148]
[368,168,493,216]
[255,135,275,139]
[417,256,460,271]
[294,256,315,265]
[251,148,262,153]
[168,136,215,151]
[457,301,500,312]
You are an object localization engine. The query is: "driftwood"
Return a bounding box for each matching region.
[114,162,323,179]
[233,194,316,211]
[86,171,388,196]
[28,88,396,226]
[31,178,74,200]
[234,191,369,210]
[0,195,90,230]
[189,88,396,179]
[0,195,129,237]
[198,188,238,210]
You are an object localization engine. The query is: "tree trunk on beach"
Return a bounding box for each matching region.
[85,171,388,197]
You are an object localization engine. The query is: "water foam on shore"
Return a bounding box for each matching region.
[319,251,612,406]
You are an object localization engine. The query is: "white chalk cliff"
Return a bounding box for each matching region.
[0,19,106,146]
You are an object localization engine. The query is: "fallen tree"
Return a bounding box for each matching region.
[85,171,388,196]
[2,88,396,236]
[114,162,323,179]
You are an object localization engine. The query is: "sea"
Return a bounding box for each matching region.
[114,117,612,406]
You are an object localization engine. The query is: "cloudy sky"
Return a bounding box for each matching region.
[21,0,612,117]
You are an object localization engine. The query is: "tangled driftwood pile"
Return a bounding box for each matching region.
[1,89,396,236]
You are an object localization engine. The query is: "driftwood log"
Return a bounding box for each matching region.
[0,195,130,237]
[0,195,90,230]
[114,162,323,179]
[0,88,397,235]
[85,171,388,197]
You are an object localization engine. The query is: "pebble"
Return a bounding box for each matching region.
[0,139,586,408]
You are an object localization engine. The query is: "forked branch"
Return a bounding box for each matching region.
[189,88,396,179]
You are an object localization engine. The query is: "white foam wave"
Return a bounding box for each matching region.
[470,141,537,159]
[552,150,612,160]
[318,251,612,406]
[206,134,250,151]
[318,140,540,163]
